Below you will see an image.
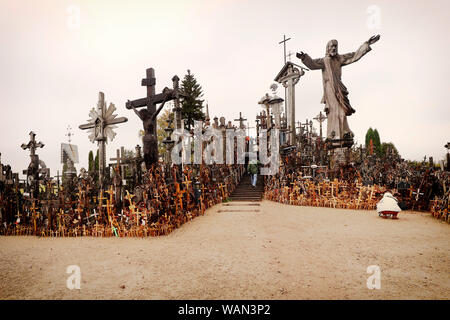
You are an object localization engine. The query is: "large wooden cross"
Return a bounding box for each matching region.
[125,67,187,168]
[79,92,128,187]
[21,131,45,192]
[110,147,130,179]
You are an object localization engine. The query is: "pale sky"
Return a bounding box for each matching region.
[0,0,449,178]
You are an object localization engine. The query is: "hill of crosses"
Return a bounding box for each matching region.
[0,59,449,238]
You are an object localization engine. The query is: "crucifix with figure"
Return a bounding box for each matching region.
[125,68,187,169]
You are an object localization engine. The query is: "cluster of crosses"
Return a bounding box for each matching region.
[0,66,255,237]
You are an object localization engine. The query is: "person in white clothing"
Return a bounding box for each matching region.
[377,192,401,218]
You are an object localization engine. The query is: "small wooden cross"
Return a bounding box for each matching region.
[234,112,247,130]
[124,190,135,203]
[173,183,186,211]
[75,206,83,218]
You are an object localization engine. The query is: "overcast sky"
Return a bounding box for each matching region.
[1,0,449,178]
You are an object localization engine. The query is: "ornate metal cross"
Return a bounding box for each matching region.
[79,92,128,187]
[313,111,327,140]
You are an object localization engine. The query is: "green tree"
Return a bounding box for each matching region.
[365,127,374,149]
[94,149,99,171]
[181,69,205,130]
[373,129,381,155]
[380,142,399,157]
[88,150,94,172]
[157,109,172,155]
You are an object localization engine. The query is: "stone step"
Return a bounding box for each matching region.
[229,175,264,202]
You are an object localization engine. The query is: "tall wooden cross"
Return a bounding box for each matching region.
[313,111,327,139]
[21,131,45,192]
[255,118,260,137]
[110,146,130,179]
[279,34,291,64]
[21,131,44,157]
[234,112,247,130]
[125,68,187,168]
[79,92,128,187]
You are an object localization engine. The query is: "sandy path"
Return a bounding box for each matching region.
[0,201,449,299]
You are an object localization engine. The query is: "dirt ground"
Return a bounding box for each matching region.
[0,201,449,300]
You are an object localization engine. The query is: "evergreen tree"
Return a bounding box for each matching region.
[94,149,99,171]
[365,127,374,149]
[180,69,205,130]
[381,142,399,157]
[373,129,382,155]
[88,150,94,172]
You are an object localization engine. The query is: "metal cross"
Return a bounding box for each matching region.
[65,125,74,144]
[279,34,291,64]
[313,111,327,139]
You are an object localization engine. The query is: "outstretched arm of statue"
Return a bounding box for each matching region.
[297,51,324,70]
[129,101,143,120]
[368,34,381,45]
[341,35,380,66]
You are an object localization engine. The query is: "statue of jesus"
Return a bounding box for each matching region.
[296,35,380,147]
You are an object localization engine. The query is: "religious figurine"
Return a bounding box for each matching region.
[296,35,380,148]
[131,106,159,168]
[219,117,226,128]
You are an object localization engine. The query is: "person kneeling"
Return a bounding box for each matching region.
[376,192,401,219]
